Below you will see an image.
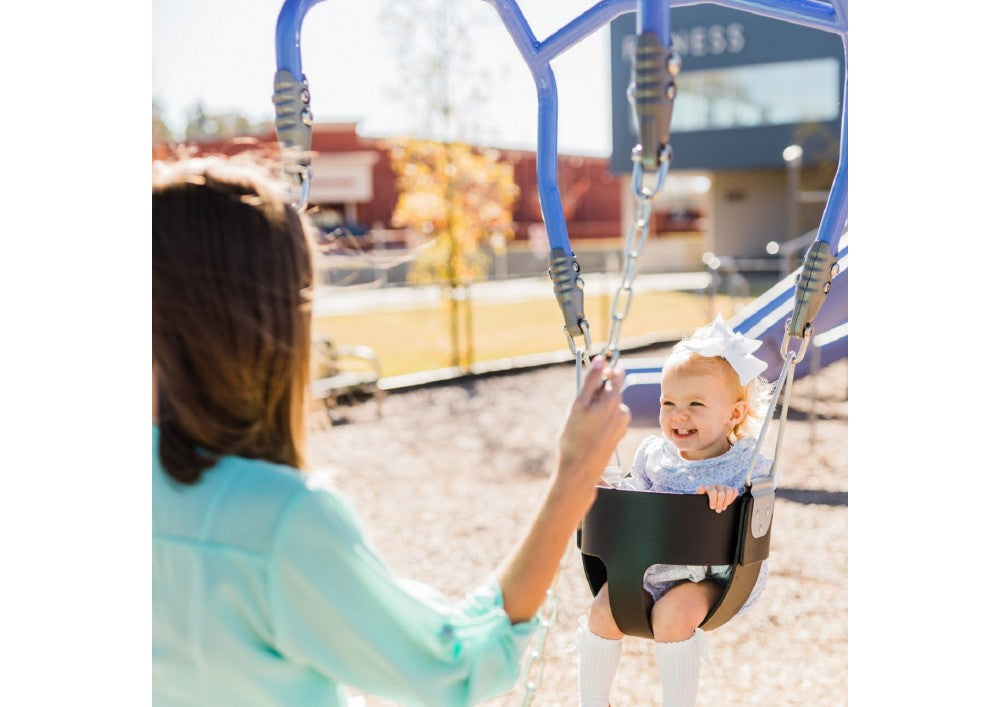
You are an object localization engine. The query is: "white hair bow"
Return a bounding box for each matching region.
[669,314,768,384]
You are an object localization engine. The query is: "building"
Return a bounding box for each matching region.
[165,123,633,281]
[609,5,845,271]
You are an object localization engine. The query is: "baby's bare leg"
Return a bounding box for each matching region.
[587,582,625,640]
[650,580,721,643]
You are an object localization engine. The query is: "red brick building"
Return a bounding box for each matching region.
[162,123,626,243]
[156,123,715,280]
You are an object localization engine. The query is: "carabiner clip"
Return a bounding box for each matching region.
[629,30,678,173]
[565,321,593,362]
[293,164,313,213]
[780,320,813,365]
[273,67,315,212]
[630,144,672,200]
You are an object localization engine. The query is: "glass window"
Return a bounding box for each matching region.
[669,58,840,132]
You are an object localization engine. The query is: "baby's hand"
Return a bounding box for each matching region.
[696,484,739,513]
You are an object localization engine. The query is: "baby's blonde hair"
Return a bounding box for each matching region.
[663,350,775,442]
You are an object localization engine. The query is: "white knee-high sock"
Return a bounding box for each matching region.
[577,626,622,707]
[654,630,706,707]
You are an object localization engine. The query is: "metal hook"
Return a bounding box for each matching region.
[630,144,672,199]
[780,321,813,365]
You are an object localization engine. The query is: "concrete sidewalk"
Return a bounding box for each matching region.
[314,271,712,317]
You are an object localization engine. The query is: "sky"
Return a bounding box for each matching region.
[153,0,616,155]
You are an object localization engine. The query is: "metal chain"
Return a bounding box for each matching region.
[519,151,672,706]
[518,586,559,706]
[743,321,813,486]
[598,147,672,486]
[517,350,583,706]
[602,145,672,370]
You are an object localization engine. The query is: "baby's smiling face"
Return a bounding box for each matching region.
[658,357,747,460]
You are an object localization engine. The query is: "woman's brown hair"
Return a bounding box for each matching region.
[152,157,314,484]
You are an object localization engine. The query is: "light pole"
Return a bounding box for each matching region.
[489,232,508,281]
[782,144,803,244]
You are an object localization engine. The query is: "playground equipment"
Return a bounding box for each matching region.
[476,0,846,657]
[273,0,846,702]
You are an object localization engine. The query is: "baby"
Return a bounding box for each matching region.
[578,315,775,707]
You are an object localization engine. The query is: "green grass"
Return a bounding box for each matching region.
[313,290,754,378]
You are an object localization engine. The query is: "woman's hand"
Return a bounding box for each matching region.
[497,358,630,623]
[555,358,631,495]
[696,484,739,513]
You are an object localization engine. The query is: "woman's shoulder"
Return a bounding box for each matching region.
[213,459,369,559]
[202,453,311,506]
[219,460,360,537]
[152,426,306,497]
[153,442,354,553]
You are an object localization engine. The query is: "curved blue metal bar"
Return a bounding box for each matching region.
[670,0,843,33]
[639,0,670,34]
[485,0,638,254]
[816,77,847,248]
[487,0,846,255]
[483,0,847,343]
[275,0,325,80]
[275,0,847,296]
[487,1,637,70]
[535,1,636,64]
[829,0,848,33]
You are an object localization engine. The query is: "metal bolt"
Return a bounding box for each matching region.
[301,108,313,127]
[300,89,310,104]
[666,83,677,100]
[823,281,832,294]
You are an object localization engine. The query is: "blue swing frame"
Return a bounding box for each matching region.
[273,0,847,347]
[272,0,848,642]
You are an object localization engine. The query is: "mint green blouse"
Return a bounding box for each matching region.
[152,429,537,705]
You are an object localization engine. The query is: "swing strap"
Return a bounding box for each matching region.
[578,485,772,638]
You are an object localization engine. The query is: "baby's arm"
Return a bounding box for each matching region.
[696,484,739,512]
[697,443,773,511]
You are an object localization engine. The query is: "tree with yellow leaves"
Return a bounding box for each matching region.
[390,139,520,370]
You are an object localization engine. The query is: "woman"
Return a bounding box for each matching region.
[152,156,630,706]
